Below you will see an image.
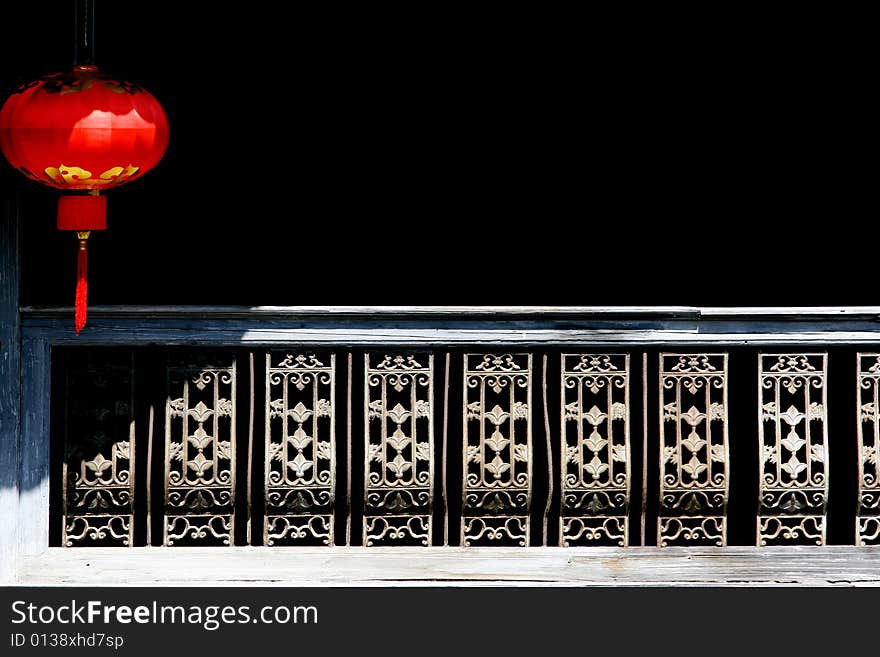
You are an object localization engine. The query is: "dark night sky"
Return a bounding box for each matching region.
[1,5,872,307]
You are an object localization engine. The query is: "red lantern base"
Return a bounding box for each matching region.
[58,195,106,334]
[58,194,106,231]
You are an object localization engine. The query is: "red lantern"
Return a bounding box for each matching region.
[0,64,169,332]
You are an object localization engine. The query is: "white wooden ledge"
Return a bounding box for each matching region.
[14,547,880,587]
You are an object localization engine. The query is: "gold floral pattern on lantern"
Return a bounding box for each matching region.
[44,164,140,187]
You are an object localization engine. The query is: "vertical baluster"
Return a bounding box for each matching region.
[658,353,729,547]
[62,352,135,547]
[264,353,335,546]
[559,354,630,546]
[363,353,434,546]
[164,356,236,546]
[757,353,828,546]
[856,353,880,545]
[462,353,532,547]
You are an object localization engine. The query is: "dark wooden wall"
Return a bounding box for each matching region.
[1,5,871,308]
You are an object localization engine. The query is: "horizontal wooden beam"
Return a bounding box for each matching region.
[14,546,880,587]
[20,305,880,346]
[21,304,880,319]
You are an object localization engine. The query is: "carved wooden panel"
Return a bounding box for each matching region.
[265,353,335,546]
[164,357,236,546]
[62,354,135,547]
[658,353,729,547]
[364,354,433,546]
[462,353,532,546]
[856,353,880,545]
[560,354,630,546]
[758,353,828,546]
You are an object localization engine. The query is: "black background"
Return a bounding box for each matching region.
[0,4,872,307]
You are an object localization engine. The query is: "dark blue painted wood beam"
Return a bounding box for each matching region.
[0,195,21,581]
[18,305,880,346]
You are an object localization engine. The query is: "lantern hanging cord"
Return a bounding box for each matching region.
[73,0,96,67]
[72,0,98,334]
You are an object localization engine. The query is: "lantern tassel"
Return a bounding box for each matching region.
[75,231,90,334]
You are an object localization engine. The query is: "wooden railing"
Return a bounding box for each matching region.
[4,306,880,585]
